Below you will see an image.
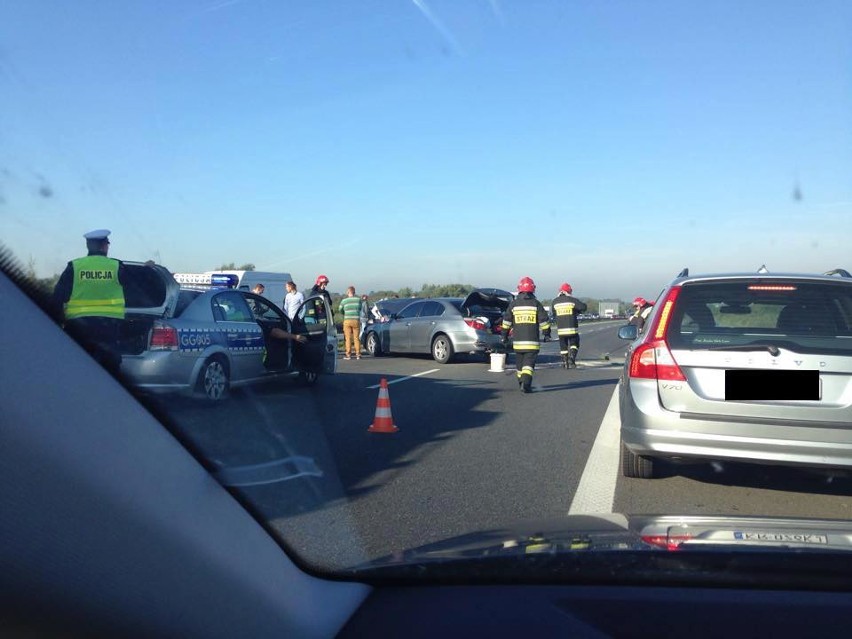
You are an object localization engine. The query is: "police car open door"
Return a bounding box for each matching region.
[292,295,337,374]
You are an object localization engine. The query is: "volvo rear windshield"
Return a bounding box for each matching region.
[666,281,852,355]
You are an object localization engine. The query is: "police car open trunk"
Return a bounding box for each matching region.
[116,263,181,355]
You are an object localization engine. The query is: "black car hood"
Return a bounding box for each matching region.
[342,514,852,587]
[355,514,852,564]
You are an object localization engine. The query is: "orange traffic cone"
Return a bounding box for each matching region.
[368,378,399,433]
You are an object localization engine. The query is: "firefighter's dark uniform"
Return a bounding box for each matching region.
[502,292,550,393]
[629,304,653,330]
[551,293,587,368]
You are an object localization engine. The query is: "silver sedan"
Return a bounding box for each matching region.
[363,291,510,364]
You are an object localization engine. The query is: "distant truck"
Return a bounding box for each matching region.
[599,301,620,319]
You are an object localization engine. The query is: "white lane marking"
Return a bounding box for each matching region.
[366,369,440,389]
[568,385,621,515]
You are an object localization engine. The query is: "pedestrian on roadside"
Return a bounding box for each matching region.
[551,283,587,369]
[358,293,370,347]
[283,280,304,320]
[338,286,362,360]
[501,276,551,393]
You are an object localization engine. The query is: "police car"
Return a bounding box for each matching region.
[116,264,337,400]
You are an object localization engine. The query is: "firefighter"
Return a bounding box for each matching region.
[629,297,654,331]
[501,276,550,393]
[551,283,587,369]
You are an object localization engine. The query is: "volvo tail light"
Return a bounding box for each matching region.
[629,340,686,381]
[628,286,686,381]
[149,323,178,351]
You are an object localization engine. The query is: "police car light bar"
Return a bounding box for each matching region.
[210,274,238,288]
[173,273,238,289]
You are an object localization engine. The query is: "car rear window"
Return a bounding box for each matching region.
[667,281,852,355]
[174,290,202,317]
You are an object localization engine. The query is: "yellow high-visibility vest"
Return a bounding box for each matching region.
[65,256,126,320]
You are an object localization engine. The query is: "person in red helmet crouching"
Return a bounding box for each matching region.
[501,276,551,394]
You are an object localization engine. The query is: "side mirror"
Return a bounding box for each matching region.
[618,324,639,341]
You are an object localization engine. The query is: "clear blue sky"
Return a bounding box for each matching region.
[2,0,850,299]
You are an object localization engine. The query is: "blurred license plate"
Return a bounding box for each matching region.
[725,369,819,401]
[733,531,828,544]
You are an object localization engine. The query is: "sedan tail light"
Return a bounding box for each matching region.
[464,318,488,331]
[149,323,178,351]
[641,534,694,551]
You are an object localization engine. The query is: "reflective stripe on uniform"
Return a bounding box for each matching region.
[65,256,125,320]
[557,328,578,335]
[512,340,540,351]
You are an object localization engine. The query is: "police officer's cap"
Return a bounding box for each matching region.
[84,229,111,241]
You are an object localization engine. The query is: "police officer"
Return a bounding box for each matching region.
[501,276,550,393]
[629,297,654,331]
[53,229,130,372]
[551,283,587,369]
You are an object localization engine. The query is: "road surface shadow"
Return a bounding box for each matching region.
[535,378,618,393]
[156,373,503,521]
[656,459,852,496]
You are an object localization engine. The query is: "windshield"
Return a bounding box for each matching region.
[3,0,852,580]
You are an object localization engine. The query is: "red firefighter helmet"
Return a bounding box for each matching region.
[633,296,647,306]
[560,283,573,294]
[315,274,329,286]
[517,276,536,293]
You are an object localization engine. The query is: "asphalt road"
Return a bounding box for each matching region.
[150,320,852,571]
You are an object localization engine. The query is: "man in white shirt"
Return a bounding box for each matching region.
[283,280,304,319]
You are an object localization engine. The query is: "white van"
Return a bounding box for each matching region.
[173,270,293,307]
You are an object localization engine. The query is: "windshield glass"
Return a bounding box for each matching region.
[3,1,852,577]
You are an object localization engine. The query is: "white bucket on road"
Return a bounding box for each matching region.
[488,352,506,372]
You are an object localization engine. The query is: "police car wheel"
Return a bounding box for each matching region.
[299,371,319,386]
[431,334,454,364]
[198,357,229,401]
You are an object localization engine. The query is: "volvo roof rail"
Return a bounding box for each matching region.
[824,268,851,278]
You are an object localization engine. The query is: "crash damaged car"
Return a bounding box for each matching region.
[362,289,512,364]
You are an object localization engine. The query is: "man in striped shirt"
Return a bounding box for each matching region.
[338,286,363,360]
